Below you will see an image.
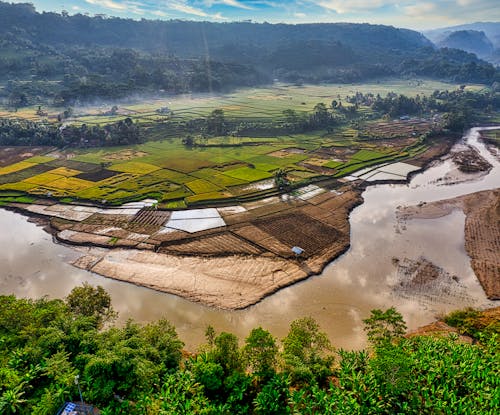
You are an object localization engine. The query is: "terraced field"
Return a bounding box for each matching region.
[0,79,482,125]
[0,81,454,207]
[0,114,438,207]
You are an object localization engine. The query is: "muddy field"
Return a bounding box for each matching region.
[452,147,492,173]
[7,185,362,309]
[0,146,53,167]
[392,256,473,307]
[398,189,500,300]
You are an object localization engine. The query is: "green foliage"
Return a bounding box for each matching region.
[243,327,278,379]
[66,282,116,327]
[444,307,500,342]
[254,374,291,415]
[363,307,407,346]
[282,317,334,385]
[1,290,499,415]
[213,332,242,375]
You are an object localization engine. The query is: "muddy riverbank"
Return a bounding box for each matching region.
[398,189,500,300]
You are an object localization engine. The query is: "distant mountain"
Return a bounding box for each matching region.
[437,31,494,58]
[425,22,500,64]
[0,1,498,105]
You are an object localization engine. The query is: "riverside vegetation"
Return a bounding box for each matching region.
[0,284,498,414]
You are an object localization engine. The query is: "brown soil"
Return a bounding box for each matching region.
[407,306,500,342]
[398,189,500,300]
[131,208,171,227]
[76,169,121,182]
[7,186,362,309]
[252,212,341,257]
[409,137,456,168]
[363,120,433,140]
[268,148,306,158]
[392,256,473,307]
[0,146,53,167]
[1,133,457,309]
[452,147,492,173]
[102,149,149,161]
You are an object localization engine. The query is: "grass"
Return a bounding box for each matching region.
[186,179,222,194]
[0,161,37,175]
[23,172,64,185]
[109,161,161,174]
[223,167,273,182]
[350,149,390,161]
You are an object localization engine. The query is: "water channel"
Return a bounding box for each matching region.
[1,127,498,350]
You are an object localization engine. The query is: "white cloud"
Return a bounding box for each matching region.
[169,2,209,17]
[85,0,127,11]
[165,1,227,19]
[404,2,436,16]
[204,0,253,10]
[294,12,307,18]
[307,0,398,14]
[151,10,169,17]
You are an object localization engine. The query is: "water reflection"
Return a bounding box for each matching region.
[0,127,498,350]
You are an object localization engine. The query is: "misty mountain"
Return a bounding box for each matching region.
[0,1,498,105]
[426,22,500,47]
[437,31,494,58]
[425,22,500,64]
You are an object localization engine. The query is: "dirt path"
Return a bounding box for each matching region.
[398,189,500,300]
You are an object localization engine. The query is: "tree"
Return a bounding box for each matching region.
[243,327,278,379]
[274,169,290,191]
[363,307,407,346]
[213,332,242,375]
[182,134,195,147]
[282,317,333,384]
[254,374,291,415]
[206,109,226,136]
[311,103,329,127]
[66,283,116,327]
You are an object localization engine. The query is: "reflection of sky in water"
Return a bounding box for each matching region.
[0,128,498,351]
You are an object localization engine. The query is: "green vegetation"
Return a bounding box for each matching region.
[0,286,498,414]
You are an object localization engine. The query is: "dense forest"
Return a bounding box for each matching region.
[0,284,498,414]
[0,1,499,106]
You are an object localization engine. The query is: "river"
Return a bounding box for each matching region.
[1,127,498,350]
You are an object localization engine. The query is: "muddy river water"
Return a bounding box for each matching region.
[1,127,498,350]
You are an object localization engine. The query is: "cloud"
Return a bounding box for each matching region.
[85,0,128,11]
[204,0,253,10]
[404,2,436,16]
[151,10,168,17]
[169,1,208,17]
[165,1,227,19]
[306,0,398,14]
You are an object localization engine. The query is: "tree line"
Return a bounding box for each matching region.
[0,284,498,414]
[0,118,141,147]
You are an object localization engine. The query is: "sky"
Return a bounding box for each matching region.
[9,0,500,30]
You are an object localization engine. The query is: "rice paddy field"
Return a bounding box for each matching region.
[0,121,432,207]
[0,79,484,125]
[0,79,456,207]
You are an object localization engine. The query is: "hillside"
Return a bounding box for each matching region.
[437,30,494,58]
[0,1,498,106]
[426,22,500,64]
